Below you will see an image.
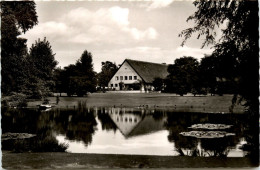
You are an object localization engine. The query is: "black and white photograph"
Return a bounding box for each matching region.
[1,0,259,169]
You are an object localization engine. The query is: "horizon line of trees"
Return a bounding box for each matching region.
[153,55,238,96]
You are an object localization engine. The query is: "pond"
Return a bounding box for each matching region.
[2,106,251,157]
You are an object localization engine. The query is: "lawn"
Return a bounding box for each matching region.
[27,93,245,113]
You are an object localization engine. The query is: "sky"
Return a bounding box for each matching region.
[24,0,214,72]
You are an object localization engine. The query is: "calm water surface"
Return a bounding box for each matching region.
[2,107,249,157]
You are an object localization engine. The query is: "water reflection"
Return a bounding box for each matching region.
[165,112,245,157]
[1,107,249,157]
[2,108,68,152]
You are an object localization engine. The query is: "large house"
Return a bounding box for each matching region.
[108,59,169,92]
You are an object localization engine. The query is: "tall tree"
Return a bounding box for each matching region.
[166,56,199,96]
[26,38,58,98]
[199,55,218,95]
[98,61,118,89]
[55,50,97,96]
[179,0,258,112]
[180,0,258,159]
[29,38,58,80]
[74,50,97,96]
[1,1,38,95]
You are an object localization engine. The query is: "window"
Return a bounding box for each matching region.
[134,76,137,80]
[115,84,118,87]
[129,76,132,80]
[115,76,119,81]
[125,76,128,80]
[120,76,123,80]
[111,84,113,87]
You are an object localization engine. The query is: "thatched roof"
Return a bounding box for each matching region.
[125,59,169,83]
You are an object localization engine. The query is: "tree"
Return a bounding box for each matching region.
[75,50,97,95]
[179,0,258,112]
[29,38,58,80]
[152,78,165,91]
[98,61,118,89]
[179,0,258,159]
[166,56,199,96]
[1,1,38,95]
[55,50,97,96]
[199,55,217,95]
[26,38,58,98]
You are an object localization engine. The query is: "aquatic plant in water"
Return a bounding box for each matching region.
[188,123,233,130]
[180,131,235,138]
[2,133,36,140]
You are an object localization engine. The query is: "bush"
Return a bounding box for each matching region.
[8,92,28,108]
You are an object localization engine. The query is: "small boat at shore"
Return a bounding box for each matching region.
[38,104,52,110]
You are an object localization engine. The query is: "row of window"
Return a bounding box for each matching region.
[115,76,137,81]
[116,116,138,123]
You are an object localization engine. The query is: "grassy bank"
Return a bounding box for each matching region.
[27,93,244,113]
[2,152,258,169]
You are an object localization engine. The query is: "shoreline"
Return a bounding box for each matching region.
[25,93,245,113]
[2,151,258,169]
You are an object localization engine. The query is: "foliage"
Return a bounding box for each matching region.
[199,55,217,95]
[2,92,28,108]
[98,61,118,89]
[29,38,58,80]
[179,0,259,161]
[166,56,199,96]
[1,1,38,95]
[21,38,58,99]
[179,0,258,112]
[1,2,58,100]
[54,50,97,96]
[152,78,165,91]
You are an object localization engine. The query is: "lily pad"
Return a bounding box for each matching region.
[188,123,233,130]
[2,132,36,140]
[180,131,235,138]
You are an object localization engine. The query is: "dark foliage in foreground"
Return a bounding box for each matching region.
[179,0,259,161]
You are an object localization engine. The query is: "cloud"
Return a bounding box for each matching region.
[25,21,71,40]
[141,0,174,11]
[25,6,158,45]
[65,6,158,43]
[128,27,158,40]
[174,45,214,60]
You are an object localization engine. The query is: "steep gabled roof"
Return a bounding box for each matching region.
[126,59,169,83]
[127,116,167,138]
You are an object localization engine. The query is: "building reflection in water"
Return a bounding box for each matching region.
[1,107,249,157]
[106,107,167,138]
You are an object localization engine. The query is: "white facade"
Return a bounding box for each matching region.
[108,61,143,91]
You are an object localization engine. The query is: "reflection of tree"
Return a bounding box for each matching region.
[2,108,40,133]
[152,110,164,121]
[2,109,67,152]
[97,112,117,132]
[52,108,97,147]
[240,114,259,163]
[165,112,246,157]
[200,138,233,157]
